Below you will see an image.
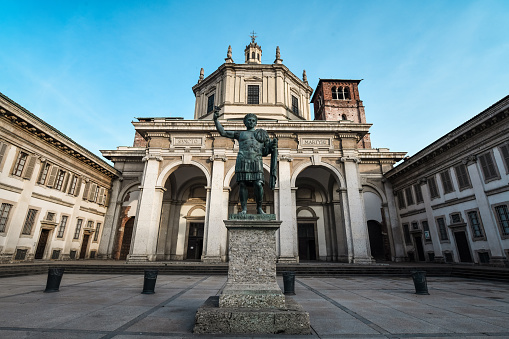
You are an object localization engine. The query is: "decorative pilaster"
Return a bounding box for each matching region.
[202,152,228,263]
[341,156,373,263]
[127,152,164,262]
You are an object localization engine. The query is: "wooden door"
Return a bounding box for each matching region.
[414,236,425,262]
[119,218,134,260]
[454,231,473,263]
[186,223,204,260]
[298,223,316,260]
[79,234,90,259]
[35,229,50,259]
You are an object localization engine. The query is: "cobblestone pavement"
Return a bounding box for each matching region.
[0,274,508,338]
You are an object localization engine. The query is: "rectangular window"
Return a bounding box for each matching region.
[292,95,299,115]
[427,176,440,199]
[15,249,27,260]
[467,211,483,238]
[12,151,28,177]
[207,93,215,114]
[478,252,490,264]
[397,190,406,209]
[0,141,8,170]
[411,221,418,230]
[0,203,13,232]
[38,163,51,185]
[422,221,431,241]
[414,184,423,203]
[57,215,68,238]
[436,217,448,241]
[21,209,38,235]
[54,170,66,190]
[454,163,471,190]
[94,223,101,241]
[494,205,509,236]
[46,212,56,222]
[405,187,414,206]
[403,224,411,245]
[247,85,259,104]
[478,152,499,181]
[74,219,83,239]
[51,250,61,260]
[440,170,455,194]
[93,186,100,202]
[451,213,461,224]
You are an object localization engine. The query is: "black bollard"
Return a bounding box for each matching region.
[282,271,296,295]
[411,271,429,295]
[44,267,65,293]
[141,269,158,294]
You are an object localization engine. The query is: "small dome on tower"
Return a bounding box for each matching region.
[244,31,262,64]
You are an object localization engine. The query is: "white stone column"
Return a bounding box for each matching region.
[466,157,506,265]
[202,153,228,262]
[98,177,122,259]
[342,156,373,263]
[382,180,406,261]
[277,155,297,262]
[340,188,354,262]
[127,152,164,262]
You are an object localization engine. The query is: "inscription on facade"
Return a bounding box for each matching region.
[300,138,330,147]
[173,138,202,146]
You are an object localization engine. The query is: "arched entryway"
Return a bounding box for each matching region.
[367,220,385,261]
[156,164,208,261]
[294,165,346,262]
[364,190,391,261]
[119,217,134,260]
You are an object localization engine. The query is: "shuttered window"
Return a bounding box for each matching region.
[22,156,37,180]
[397,190,405,209]
[82,181,90,200]
[427,176,440,199]
[478,152,499,181]
[292,95,299,115]
[405,187,414,206]
[414,184,423,203]
[21,209,38,235]
[454,163,471,189]
[0,142,8,170]
[54,170,66,190]
[46,166,58,187]
[207,93,215,113]
[440,170,454,194]
[499,143,509,173]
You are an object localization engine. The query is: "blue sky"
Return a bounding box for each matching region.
[1,0,508,162]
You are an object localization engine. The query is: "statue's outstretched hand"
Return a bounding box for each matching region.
[213,106,221,120]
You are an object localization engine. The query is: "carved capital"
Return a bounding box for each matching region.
[462,155,477,165]
[340,156,360,163]
[279,154,293,162]
[209,154,228,162]
[142,155,163,162]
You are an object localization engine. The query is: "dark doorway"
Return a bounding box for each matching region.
[186,222,204,260]
[298,223,316,260]
[35,229,50,259]
[80,234,90,259]
[454,231,473,262]
[414,236,425,262]
[119,217,134,260]
[367,220,385,261]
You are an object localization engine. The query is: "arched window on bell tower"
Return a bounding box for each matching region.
[344,87,351,100]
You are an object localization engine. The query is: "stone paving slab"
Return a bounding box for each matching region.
[0,274,509,338]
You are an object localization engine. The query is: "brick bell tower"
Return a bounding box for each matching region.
[310,79,371,148]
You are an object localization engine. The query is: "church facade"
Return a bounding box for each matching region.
[99,38,406,263]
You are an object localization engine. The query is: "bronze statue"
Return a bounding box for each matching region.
[213,107,277,214]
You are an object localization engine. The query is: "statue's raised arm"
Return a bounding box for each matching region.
[213,106,235,139]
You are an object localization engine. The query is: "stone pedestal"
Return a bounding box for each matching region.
[194,215,310,335]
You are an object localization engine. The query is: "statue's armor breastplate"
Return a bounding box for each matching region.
[235,131,264,181]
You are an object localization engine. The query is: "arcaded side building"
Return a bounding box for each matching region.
[385,96,509,266]
[0,93,119,262]
[99,38,406,263]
